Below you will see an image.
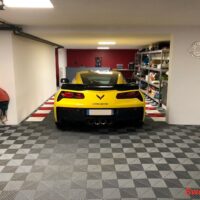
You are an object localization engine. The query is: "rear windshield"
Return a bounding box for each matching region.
[81,73,118,85]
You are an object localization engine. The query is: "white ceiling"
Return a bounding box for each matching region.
[1,0,200,48]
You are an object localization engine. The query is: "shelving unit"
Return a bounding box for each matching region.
[113,68,135,83]
[135,49,169,106]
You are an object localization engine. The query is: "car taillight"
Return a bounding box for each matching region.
[116,91,143,101]
[57,91,84,101]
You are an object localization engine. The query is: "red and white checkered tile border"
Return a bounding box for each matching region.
[145,98,166,122]
[26,96,166,122]
[26,96,54,122]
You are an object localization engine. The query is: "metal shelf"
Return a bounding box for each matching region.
[140,89,159,103]
[151,57,170,60]
[135,48,170,107]
[137,77,160,89]
[141,66,168,73]
[113,68,135,72]
[139,49,169,55]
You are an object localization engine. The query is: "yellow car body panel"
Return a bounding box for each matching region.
[54,89,145,121]
[54,70,145,125]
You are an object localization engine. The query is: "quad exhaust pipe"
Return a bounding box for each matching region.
[88,119,112,126]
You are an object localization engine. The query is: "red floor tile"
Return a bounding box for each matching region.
[39,107,53,110]
[45,102,54,105]
[146,113,165,117]
[31,113,49,117]
[145,107,157,110]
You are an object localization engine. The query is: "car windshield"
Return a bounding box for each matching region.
[81,72,118,85]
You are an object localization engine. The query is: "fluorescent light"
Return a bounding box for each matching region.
[97,47,110,50]
[98,41,116,45]
[4,0,54,8]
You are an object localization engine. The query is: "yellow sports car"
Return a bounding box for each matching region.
[54,70,145,128]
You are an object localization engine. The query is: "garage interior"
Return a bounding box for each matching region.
[0,0,200,199]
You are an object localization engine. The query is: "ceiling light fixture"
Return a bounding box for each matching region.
[0,0,6,10]
[97,47,110,50]
[4,0,53,8]
[98,41,116,45]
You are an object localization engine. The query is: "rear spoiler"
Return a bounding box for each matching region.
[61,84,139,91]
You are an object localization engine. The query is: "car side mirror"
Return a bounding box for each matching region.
[61,78,69,84]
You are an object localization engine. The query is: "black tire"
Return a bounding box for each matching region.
[55,121,65,130]
[134,120,144,128]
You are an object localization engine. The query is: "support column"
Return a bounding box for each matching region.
[167,27,200,125]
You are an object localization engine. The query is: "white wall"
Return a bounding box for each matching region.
[0,32,18,124]
[12,34,57,123]
[167,27,200,125]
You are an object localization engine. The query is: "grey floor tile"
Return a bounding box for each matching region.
[0,112,199,200]
[153,188,172,198]
[118,179,134,188]
[3,181,24,191]
[102,180,118,188]
[86,188,103,199]
[136,187,156,198]
[87,172,102,180]
[103,188,121,199]
[87,180,102,189]
[120,188,137,198]
[0,191,17,200]
[71,180,87,189]
[149,178,167,188]
[134,179,151,187]
[15,190,35,200]
[0,173,13,181]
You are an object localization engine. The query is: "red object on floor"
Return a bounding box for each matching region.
[31,113,49,117]
[146,113,165,117]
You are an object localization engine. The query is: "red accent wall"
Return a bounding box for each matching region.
[67,49,137,69]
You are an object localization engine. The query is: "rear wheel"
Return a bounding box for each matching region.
[134,120,143,128]
[55,121,65,130]
[133,108,144,128]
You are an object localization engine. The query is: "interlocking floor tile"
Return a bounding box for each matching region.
[0,112,199,199]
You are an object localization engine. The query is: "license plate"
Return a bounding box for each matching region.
[87,109,113,116]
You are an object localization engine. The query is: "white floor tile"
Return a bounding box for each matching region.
[35,110,51,114]
[26,117,45,122]
[145,104,157,108]
[42,104,54,108]
[151,117,166,122]
[146,110,161,114]
[47,100,54,103]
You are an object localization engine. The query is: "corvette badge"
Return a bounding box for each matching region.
[96,95,104,100]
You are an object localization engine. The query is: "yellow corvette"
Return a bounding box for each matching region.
[54,70,145,128]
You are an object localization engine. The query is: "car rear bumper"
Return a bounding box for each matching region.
[56,107,145,123]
